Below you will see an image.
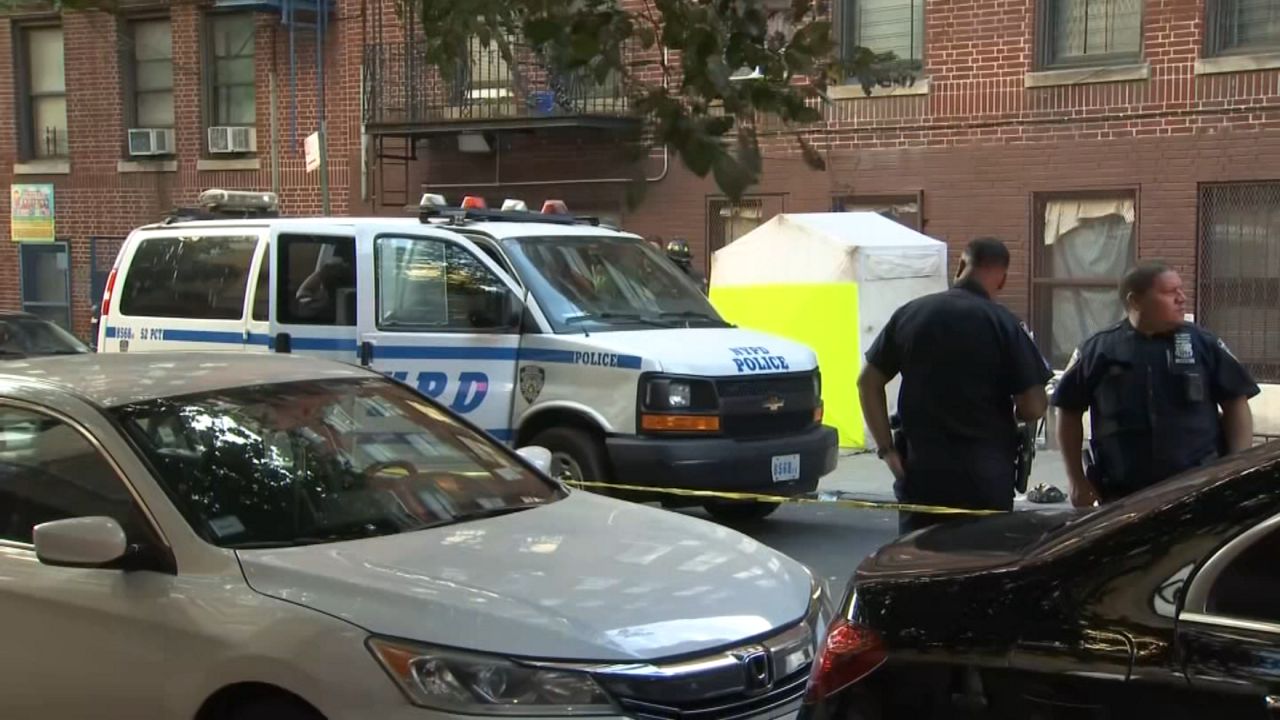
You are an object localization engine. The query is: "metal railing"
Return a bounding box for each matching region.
[362,37,633,128]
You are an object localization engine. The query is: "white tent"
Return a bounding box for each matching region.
[709,212,949,448]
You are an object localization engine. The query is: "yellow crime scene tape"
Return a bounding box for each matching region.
[560,479,1007,516]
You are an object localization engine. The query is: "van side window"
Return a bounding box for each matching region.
[278,234,357,326]
[251,251,269,322]
[376,236,512,331]
[118,235,258,320]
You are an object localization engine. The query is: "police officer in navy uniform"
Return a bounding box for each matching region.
[665,238,707,293]
[1052,261,1259,507]
[859,238,1054,534]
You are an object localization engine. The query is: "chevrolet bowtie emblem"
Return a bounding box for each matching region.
[763,395,785,412]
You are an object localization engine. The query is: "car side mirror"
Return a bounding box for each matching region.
[33,516,128,569]
[517,445,553,475]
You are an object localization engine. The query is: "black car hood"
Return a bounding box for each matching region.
[858,509,1084,579]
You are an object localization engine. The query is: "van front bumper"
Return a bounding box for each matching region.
[604,425,838,497]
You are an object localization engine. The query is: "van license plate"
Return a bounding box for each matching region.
[772,454,801,483]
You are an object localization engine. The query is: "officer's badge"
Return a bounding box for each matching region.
[1174,332,1195,364]
[519,365,545,404]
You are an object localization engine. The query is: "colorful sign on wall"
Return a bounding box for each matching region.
[10,184,55,243]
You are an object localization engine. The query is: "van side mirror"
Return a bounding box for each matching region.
[517,445,553,475]
[34,516,128,569]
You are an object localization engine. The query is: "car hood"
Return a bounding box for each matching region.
[538,328,818,377]
[237,491,813,661]
[857,509,1083,580]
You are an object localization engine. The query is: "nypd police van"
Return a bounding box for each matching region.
[96,189,838,521]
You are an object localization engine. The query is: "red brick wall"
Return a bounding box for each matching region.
[0,0,370,338]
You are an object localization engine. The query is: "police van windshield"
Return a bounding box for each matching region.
[501,236,727,333]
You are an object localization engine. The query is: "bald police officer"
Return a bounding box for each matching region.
[1053,261,1260,507]
[859,237,1054,534]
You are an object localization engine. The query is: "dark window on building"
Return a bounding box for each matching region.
[1038,0,1142,68]
[124,17,175,129]
[19,242,71,331]
[278,235,357,326]
[833,194,922,230]
[15,25,68,159]
[1199,182,1280,383]
[118,235,258,320]
[0,406,147,546]
[708,198,767,257]
[206,13,256,127]
[1032,193,1137,368]
[376,236,513,332]
[841,0,925,72]
[1206,521,1280,624]
[1206,0,1280,56]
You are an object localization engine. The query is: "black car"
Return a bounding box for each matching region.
[0,312,91,358]
[801,442,1280,720]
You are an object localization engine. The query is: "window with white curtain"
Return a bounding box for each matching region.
[1040,0,1143,67]
[1032,195,1136,368]
[842,0,925,65]
[22,26,68,158]
[130,18,174,128]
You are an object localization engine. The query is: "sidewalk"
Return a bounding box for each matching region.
[819,448,1072,509]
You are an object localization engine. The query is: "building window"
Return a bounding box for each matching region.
[841,0,925,71]
[126,18,174,129]
[708,198,767,258]
[17,26,68,159]
[19,242,72,331]
[1199,182,1280,383]
[207,13,256,127]
[1206,0,1280,56]
[1037,0,1142,68]
[1031,194,1137,368]
[834,194,921,230]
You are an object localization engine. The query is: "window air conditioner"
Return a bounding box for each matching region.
[127,128,174,156]
[208,126,257,154]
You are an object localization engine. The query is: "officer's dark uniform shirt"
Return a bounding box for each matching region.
[867,278,1053,457]
[1052,321,1260,498]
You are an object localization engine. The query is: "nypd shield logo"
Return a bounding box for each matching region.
[519,365,545,404]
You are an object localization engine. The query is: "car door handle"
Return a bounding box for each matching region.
[360,341,374,367]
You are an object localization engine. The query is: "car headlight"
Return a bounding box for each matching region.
[642,375,717,412]
[368,637,615,715]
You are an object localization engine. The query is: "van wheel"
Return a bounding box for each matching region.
[704,500,779,524]
[530,427,611,486]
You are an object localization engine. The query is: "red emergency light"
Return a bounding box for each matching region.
[542,200,569,215]
[461,195,488,210]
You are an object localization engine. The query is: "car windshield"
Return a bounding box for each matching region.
[501,236,728,333]
[0,317,89,357]
[112,377,565,549]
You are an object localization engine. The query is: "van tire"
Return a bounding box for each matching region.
[530,427,611,486]
[703,500,779,524]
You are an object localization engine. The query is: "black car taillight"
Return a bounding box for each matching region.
[803,619,887,704]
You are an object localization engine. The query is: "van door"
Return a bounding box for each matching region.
[102,230,261,352]
[268,229,360,364]
[357,229,523,442]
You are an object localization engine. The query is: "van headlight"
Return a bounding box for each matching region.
[368,637,615,715]
[642,375,717,411]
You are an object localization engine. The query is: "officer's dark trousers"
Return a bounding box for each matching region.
[894,438,1016,536]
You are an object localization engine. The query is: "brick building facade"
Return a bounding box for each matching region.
[3,0,1280,399]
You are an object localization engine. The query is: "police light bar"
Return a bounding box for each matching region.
[199,189,278,212]
[501,199,528,212]
[419,193,448,210]
[542,200,569,215]
[461,196,488,210]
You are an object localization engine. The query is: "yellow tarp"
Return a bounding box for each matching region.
[710,282,864,448]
